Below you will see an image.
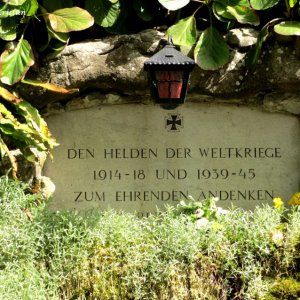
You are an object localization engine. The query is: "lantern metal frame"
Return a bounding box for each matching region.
[144,39,195,109]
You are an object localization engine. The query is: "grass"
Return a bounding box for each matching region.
[0,175,299,299]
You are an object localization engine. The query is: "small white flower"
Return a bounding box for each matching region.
[196,218,210,229]
[216,207,229,215]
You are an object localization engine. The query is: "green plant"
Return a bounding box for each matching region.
[0,1,169,178]
[0,91,59,179]
[175,196,228,222]
[264,277,300,299]
[1,175,300,299]
[158,0,300,70]
[0,0,95,178]
[0,175,43,267]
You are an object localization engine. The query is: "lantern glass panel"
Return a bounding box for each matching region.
[155,70,183,99]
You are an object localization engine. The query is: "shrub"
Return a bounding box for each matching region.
[264,277,300,300]
[1,176,300,299]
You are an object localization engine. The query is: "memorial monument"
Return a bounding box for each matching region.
[29,30,299,215]
[45,103,300,216]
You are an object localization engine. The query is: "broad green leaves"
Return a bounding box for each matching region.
[226,6,259,25]
[213,1,259,25]
[160,0,300,71]
[0,0,38,18]
[0,86,58,177]
[167,16,197,46]
[169,16,229,70]
[15,100,59,150]
[0,97,58,177]
[0,1,98,180]
[158,0,190,11]
[46,23,69,43]
[249,0,280,10]
[22,0,38,16]
[40,6,94,56]
[48,7,94,33]
[274,21,300,36]
[0,37,34,85]
[213,2,236,21]
[85,0,120,27]
[195,27,229,70]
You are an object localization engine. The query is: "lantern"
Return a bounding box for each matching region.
[144,38,195,109]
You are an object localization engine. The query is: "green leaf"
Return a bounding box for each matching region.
[246,18,281,68]
[21,0,39,16]
[85,0,120,28]
[226,5,259,25]
[0,98,58,150]
[48,7,94,33]
[0,17,17,41]
[0,102,39,148]
[47,39,67,54]
[15,100,59,148]
[250,0,280,10]
[167,16,197,47]
[0,37,34,85]
[0,0,37,18]
[274,21,300,36]
[4,0,27,6]
[158,0,190,10]
[213,2,236,21]
[246,26,268,68]
[0,118,48,152]
[0,95,58,172]
[289,0,298,7]
[46,22,69,43]
[213,1,259,25]
[194,26,229,70]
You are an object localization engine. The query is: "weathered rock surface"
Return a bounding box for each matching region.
[18,28,300,116]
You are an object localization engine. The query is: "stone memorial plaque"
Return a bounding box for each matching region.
[44,103,300,215]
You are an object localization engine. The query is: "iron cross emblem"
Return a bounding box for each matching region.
[165,114,183,131]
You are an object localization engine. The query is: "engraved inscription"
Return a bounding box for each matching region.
[44,104,300,213]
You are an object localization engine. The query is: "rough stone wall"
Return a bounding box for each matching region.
[18,29,300,116]
[4,28,299,191]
